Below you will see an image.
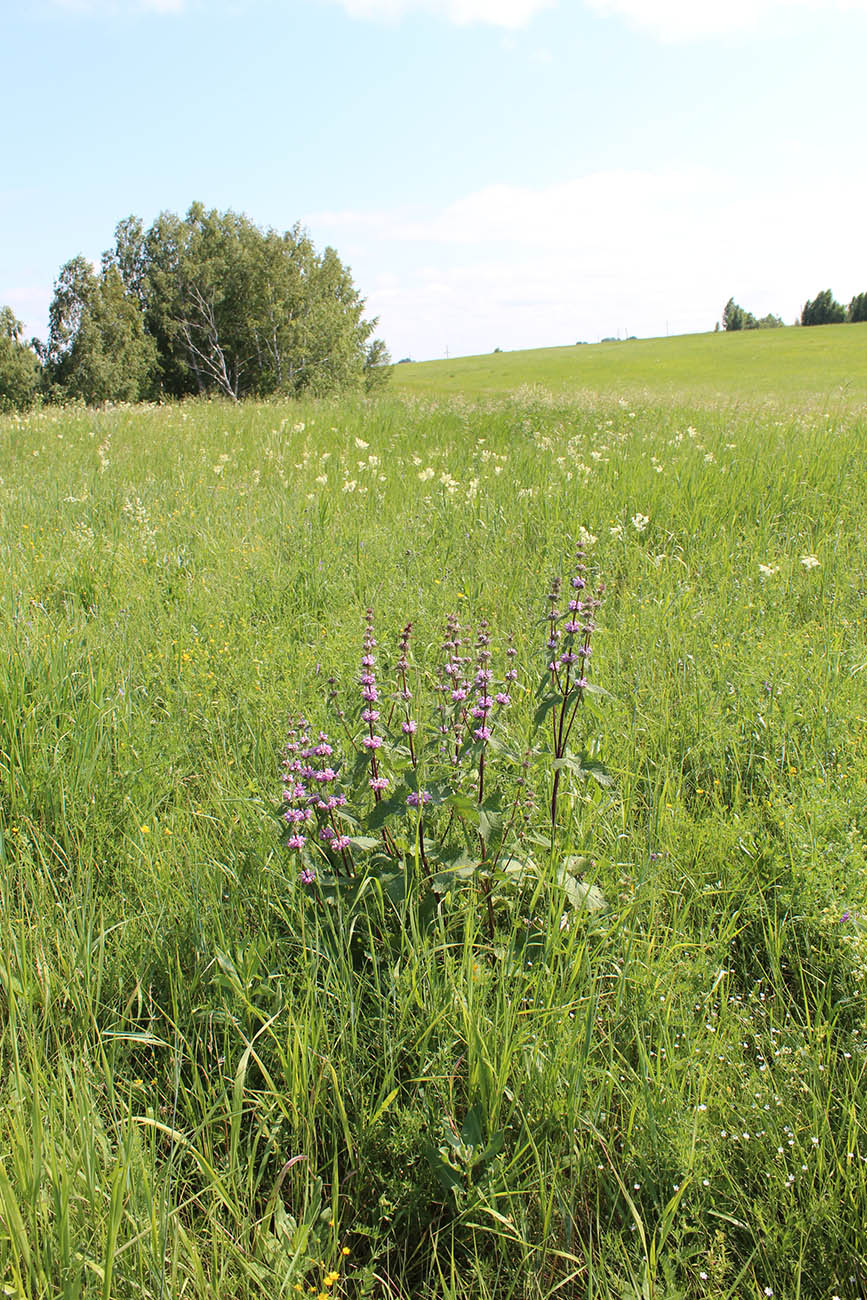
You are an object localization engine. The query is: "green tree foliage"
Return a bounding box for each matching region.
[0,306,42,412]
[107,203,389,402]
[800,289,846,327]
[848,292,867,323]
[722,298,756,331]
[363,336,392,391]
[45,256,156,403]
[722,300,785,332]
[39,205,390,406]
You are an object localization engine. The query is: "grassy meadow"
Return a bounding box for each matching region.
[1,331,866,1299]
[393,322,867,407]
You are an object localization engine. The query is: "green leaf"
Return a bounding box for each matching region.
[369,1087,400,1127]
[438,846,478,870]
[580,756,613,788]
[552,751,613,787]
[533,694,560,728]
[432,865,477,888]
[423,1143,464,1194]
[478,805,504,843]
[461,1103,484,1149]
[380,871,408,904]
[347,835,381,851]
[494,857,532,883]
[485,734,520,762]
[581,682,612,699]
[365,795,404,830]
[446,793,480,827]
[555,866,606,912]
[523,830,552,850]
[475,1130,505,1174]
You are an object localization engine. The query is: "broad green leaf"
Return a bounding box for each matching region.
[423,1144,464,1194]
[365,794,404,830]
[533,694,560,728]
[461,1103,484,1149]
[555,865,606,912]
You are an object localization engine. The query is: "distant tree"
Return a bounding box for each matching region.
[801,289,846,326]
[722,298,756,330]
[756,313,784,329]
[363,337,392,391]
[44,257,156,403]
[0,306,42,411]
[848,292,867,323]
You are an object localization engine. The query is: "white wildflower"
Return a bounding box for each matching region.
[418,466,434,482]
[354,436,369,449]
[800,554,820,569]
[631,513,649,533]
[758,563,779,577]
[577,526,597,547]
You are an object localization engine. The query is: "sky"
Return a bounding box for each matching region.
[1,0,866,361]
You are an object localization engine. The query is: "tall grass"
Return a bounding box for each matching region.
[0,389,865,1298]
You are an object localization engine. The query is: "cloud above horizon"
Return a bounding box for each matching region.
[584,0,867,41]
[324,0,867,36]
[307,166,867,358]
[47,0,867,32]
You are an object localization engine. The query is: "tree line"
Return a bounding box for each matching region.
[722,288,867,331]
[1,204,390,413]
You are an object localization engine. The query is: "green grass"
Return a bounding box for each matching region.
[393,322,867,407]
[0,374,866,1299]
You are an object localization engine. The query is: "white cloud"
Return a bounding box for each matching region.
[326,0,555,27]
[307,168,867,360]
[584,0,867,42]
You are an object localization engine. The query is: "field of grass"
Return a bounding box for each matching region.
[1,355,866,1298]
[393,322,867,407]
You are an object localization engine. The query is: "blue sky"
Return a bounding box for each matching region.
[2,0,866,361]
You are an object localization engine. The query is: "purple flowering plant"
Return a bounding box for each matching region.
[278,552,608,940]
